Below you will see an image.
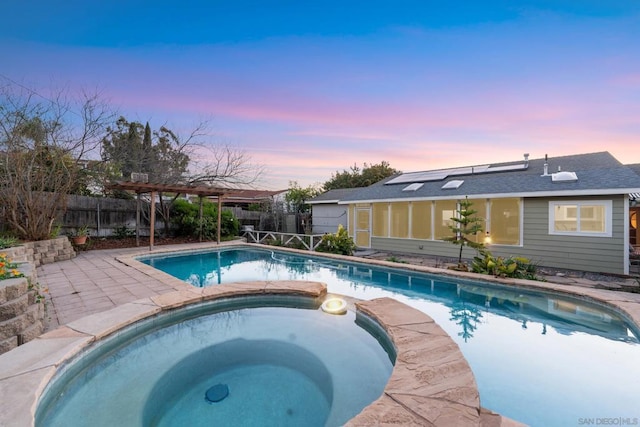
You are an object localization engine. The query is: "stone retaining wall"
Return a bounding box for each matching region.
[3,236,75,267]
[0,263,46,354]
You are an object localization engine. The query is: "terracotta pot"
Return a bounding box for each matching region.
[71,235,87,245]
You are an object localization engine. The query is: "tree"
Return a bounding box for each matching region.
[101,117,190,184]
[323,161,399,190]
[101,118,264,235]
[444,196,485,270]
[188,143,264,188]
[0,83,113,240]
[285,181,321,213]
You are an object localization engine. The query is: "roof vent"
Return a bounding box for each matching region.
[551,171,578,182]
[442,180,464,189]
[402,183,424,192]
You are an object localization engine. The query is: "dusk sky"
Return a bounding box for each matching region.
[2,1,639,190]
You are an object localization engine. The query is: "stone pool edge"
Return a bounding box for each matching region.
[0,280,520,426]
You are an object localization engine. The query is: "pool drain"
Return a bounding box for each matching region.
[205,384,229,403]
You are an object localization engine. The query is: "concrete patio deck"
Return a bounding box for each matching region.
[38,242,223,331]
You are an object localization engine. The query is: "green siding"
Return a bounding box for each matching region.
[506,196,626,274]
[369,195,628,275]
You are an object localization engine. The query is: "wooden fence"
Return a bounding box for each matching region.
[59,195,298,237]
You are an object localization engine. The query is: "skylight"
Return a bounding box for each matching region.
[402,183,424,192]
[442,180,464,189]
[551,171,578,182]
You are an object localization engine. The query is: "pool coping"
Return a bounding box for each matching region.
[0,279,520,426]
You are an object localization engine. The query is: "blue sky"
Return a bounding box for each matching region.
[2,1,639,190]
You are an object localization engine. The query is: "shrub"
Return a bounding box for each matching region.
[113,226,135,239]
[316,225,356,256]
[471,248,541,280]
[0,236,19,249]
[172,199,239,239]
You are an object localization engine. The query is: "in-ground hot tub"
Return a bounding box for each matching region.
[36,293,394,426]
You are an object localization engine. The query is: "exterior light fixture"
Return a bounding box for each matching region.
[484,231,492,244]
[321,297,347,315]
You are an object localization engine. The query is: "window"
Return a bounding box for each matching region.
[348,205,355,236]
[372,203,389,237]
[490,198,521,245]
[390,202,409,238]
[549,200,611,236]
[434,200,457,240]
[411,201,432,239]
[467,199,487,244]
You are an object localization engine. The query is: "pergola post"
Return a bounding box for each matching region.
[198,195,204,242]
[217,195,222,244]
[150,191,156,250]
[136,192,141,247]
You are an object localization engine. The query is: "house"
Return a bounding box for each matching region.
[335,152,640,275]
[627,163,640,251]
[308,188,359,234]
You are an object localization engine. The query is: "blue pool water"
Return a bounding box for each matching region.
[143,247,640,427]
[37,299,393,427]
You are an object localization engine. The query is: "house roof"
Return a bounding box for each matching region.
[627,163,640,200]
[308,188,360,204]
[339,152,640,204]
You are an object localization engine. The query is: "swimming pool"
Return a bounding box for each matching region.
[36,295,394,426]
[141,246,640,427]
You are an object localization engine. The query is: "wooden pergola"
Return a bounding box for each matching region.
[108,181,258,250]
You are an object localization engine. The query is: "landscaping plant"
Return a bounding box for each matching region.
[0,236,19,250]
[172,199,239,239]
[316,225,356,256]
[444,196,484,270]
[0,253,24,280]
[471,248,541,280]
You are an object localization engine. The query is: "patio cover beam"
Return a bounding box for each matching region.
[107,181,256,249]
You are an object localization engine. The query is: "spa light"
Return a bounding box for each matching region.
[321,297,347,315]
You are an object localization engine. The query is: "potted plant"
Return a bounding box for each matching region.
[70,225,89,245]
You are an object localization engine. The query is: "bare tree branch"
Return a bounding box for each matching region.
[188,144,265,188]
[0,82,115,240]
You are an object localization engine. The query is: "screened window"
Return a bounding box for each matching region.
[467,199,487,244]
[490,198,521,245]
[549,200,611,236]
[411,201,432,239]
[390,202,409,238]
[434,200,457,240]
[348,205,355,236]
[372,203,389,237]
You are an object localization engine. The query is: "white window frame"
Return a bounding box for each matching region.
[548,200,612,237]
